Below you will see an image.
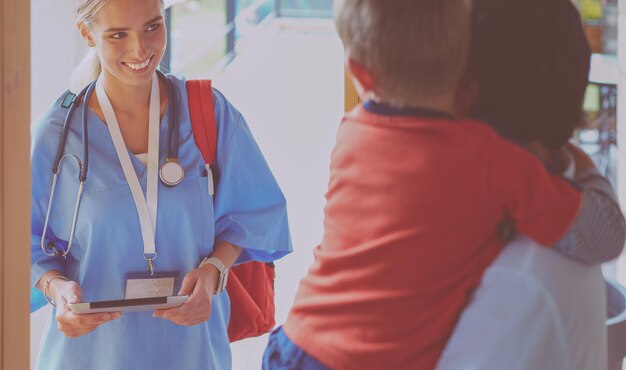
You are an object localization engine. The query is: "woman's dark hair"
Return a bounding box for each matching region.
[469,0,591,149]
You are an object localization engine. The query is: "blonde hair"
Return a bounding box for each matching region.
[70,0,164,92]
[70,0,111,92]
[334,0,472,107]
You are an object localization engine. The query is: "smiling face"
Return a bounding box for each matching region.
[79,0,166,89]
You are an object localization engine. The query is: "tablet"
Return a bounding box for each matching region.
[67,295,188,314]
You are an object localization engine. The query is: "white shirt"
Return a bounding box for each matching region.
[134,152,148,167]
[436,235,607,370]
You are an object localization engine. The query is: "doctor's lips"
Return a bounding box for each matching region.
[123,55,154,73]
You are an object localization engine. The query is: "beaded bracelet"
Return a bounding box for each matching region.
[43,276,70,307]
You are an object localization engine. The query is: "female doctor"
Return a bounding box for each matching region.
[31,0,292,368]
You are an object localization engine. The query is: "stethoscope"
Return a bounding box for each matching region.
[41,70,184,258]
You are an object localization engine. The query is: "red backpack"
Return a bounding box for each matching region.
[186,80,276,342]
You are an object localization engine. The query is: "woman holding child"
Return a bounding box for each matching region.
[439,0,619,368]
[263,0,625,369]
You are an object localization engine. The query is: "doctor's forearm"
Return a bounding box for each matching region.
[207,240,242,268]
[36,270,66,292]
[36,269,71,301]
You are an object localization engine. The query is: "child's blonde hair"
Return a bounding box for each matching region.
[334,0,472,107]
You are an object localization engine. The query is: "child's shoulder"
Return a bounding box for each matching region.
[456,118,525,148]
[455,117,499,136]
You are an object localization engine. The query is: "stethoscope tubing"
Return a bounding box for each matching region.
[161,70,179,160]
[43,81,94,257]
[52,71,178,177]
[42,71,179,258]
[53,81,95,180]
[41,154,86,257]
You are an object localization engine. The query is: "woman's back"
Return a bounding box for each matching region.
[437,235,607,370]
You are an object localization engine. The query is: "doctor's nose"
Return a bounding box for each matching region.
[129,34,149,60]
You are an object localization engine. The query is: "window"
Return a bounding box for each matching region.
[165,0,276,78]
[167,0,228,77]
[276,0,333,18]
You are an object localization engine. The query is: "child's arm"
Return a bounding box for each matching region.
[490,139,625,264]
[551,144,625,263]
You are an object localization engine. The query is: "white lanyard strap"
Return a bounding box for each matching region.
[96,75,160,262]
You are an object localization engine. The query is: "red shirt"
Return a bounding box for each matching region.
[284,106,581,370]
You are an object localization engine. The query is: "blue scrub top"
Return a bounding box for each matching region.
[30,75,293,370]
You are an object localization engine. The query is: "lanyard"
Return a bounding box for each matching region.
[96,74,160,274]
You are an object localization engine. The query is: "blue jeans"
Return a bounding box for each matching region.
[262,326,331,370]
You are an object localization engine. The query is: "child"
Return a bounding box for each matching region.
[263,0,625,369]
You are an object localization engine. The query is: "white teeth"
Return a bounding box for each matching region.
[126,57,151,70]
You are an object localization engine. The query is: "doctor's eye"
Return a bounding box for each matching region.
[146,23,161,32]
[110,32,127,40]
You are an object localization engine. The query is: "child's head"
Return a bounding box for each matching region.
[469,0,591,149]
[335,0,472,108]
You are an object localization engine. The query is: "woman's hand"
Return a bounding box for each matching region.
[51,278,121,338]
[154,241,241,326]
[153,265,218,326]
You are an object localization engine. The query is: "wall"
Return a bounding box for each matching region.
[1,0,31,369]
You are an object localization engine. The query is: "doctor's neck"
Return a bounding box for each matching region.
[99,71,156,116]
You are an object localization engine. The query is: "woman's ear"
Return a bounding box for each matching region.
[77,22,96,47]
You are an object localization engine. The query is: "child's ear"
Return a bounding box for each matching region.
[77,22,96,47]
[347,58,376,97]
[454,75,479,117]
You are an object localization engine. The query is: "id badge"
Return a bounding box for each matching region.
[124,271,179,299]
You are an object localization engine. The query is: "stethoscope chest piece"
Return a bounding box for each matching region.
[160,158,184,187]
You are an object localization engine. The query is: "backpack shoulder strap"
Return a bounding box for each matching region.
[186,80,217,166]
[186,80,218,194]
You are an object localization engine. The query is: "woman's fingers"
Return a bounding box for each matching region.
[161,297,210,326]
[177,272,199,296]
[53,282,121,338]
[56,310,121,338]
[63,281,83,303]
[154,269,213,326]
[162,290,211,325]
[153,271,199,318]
